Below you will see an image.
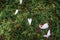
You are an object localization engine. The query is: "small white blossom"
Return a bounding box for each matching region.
[28,18,32,25]
[39,23,49,29]
[43,30,51,38]
[19,0,23,4]
[15,9,18,15]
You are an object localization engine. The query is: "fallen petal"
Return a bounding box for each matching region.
[19,0,23,4]
[15,9,18,15]
[28,18,32,25]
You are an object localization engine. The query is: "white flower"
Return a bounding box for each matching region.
[43,30,51,38]
[39,23,49,29]
[28,18,32,25]
[19,0,23,4]
[15,9,18,15]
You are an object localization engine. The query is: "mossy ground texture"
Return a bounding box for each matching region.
[0,0,60,40]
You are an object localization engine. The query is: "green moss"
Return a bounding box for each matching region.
[0,0,60,40]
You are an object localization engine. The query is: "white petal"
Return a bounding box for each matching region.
[19,0,22,4]
[47,30,51,36]
[43,30,51,38]
[40,23,49,29]
[28,18,32,25]
[15,9,18,15]
[43,35,48,37]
